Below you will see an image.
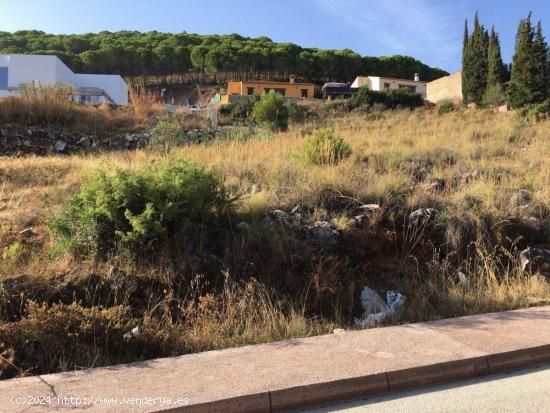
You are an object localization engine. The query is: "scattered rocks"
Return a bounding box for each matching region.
[425,178,446,192]
[409,208,436,225]
[270,209,301,228]
[77,136,94,148]
[54,140,66,152]
[509,190,532,211]
[268,207,339,247]
[520,247,550,277]
[303,221,340,247]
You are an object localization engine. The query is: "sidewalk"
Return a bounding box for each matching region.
[1,306,550,413]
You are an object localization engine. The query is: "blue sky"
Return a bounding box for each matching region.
[0,0,549,72]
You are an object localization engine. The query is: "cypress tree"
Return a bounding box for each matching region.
[463,13,489,105]
[509,14,535,107]
[532,21,550,101]
[462,19,471,102]
[484,27,506,105]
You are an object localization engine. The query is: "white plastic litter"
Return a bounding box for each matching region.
[354,287,406,328]
[458,271,468,286]
[123,326,140,341]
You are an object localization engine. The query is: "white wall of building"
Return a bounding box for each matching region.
[0,54,128,105]
[75,74,129,105]
[351,76,427,97]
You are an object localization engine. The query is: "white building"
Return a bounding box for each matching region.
[351,74,427,97]
[0,54,128,105]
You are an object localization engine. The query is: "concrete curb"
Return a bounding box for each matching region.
[3,306,550,413]
[168,345,550,413]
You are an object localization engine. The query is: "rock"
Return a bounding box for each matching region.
[509,190,532,211]
[270,209,301,228]
[19,228,35,239]
[303,221,339,247]
[425,178,446,192]
[359,204,381,213]
[77,136,93,148]
[409,208,436,225]
[520,247,550,276]
[291,205,303,215]
[54,140,66,152]
[236,221,250,233]
[498,104,511,114]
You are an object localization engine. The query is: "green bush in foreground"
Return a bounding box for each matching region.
[149,116,185,154]
[438,101,456,115]
[301,129,352,165]
[49,159,230,258]
[253,90,289,131]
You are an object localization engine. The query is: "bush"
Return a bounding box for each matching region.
[286,100,314,123]
[301,129,352,165]
[49,159,230,258]
[148,116,185,154]
[518,99,550,120]
[349,87,424,111]
[230,96,260,123]
[2,242,24,264]
[253,91,289,131]
[438,101,456,115]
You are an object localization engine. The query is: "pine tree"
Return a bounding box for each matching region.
[509,14,535,107]
[532,21,550,102]
[484,27,506,105]
[463,13,489,105]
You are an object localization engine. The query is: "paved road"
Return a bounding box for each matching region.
[304,364,550,413]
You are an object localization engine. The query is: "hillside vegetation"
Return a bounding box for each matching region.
[0,30,448,86]
[1,106,549,379]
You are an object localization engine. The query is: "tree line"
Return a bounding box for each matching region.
[463,12,550,107]
[0,30,448,87]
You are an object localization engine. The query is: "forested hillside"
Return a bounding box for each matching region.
[0,30,448,85]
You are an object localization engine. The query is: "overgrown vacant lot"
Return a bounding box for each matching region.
[1,108,549,378]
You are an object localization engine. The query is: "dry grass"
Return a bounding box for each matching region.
[1,107,549,377]
[0,88,154,133]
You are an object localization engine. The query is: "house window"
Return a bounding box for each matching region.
[301,89,308,98]
[399,85,416,93]
[383,82,391,90]
[275,88,286,96]
[247,87,255,95]
[0,68,8,90]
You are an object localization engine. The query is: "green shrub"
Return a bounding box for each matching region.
[518,99,550,120]
[286,100,314,123]
[49,159,230,258]
[349,87,424,110]
[253,91,289,131]
[437,101,456,115]
[149,116,185,154]
[230,96,260,123]
[301,129,352,165]
[2,242,24,263]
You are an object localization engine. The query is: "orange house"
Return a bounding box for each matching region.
[221,76,315,104]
